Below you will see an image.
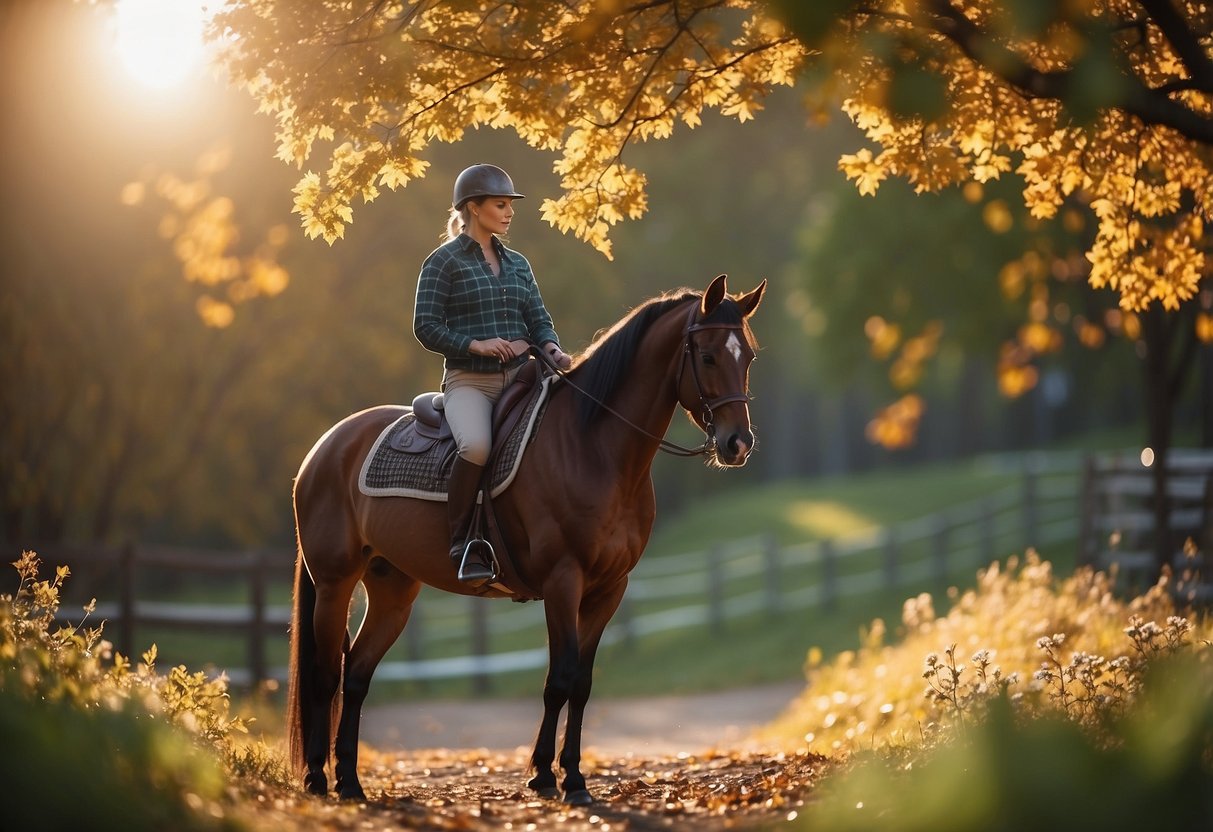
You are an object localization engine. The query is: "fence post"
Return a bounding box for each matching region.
[249,551,267,688]
[933,514,950,585]
[404,604,429,692]
[883,526,900,589]
[978,497,995,570]
[707,545,725,633]
[404,603,424,661]
[119,543,136,660]
[470,598,491,696]
[762,534,782,617]
[1076,455,1096,566]
[1023,462,1040,549]
[1203,474,1213,555]
[821,539,838,611]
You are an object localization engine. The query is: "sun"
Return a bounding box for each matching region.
[114,0,209,90]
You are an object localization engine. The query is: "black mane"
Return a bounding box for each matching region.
[569,287,747,428]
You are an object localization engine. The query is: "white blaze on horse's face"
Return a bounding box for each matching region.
[725,332,744,364]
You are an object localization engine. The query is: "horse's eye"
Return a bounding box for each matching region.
[700,352,716,366]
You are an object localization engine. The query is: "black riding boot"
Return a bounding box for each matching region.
[447,456,495,585]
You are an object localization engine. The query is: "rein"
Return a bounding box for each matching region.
[530,303,750,458]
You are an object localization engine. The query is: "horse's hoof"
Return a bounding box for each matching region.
[337,783,367,801]
[563,789,593,806]
[304,773,328,796]
[527,774,560,799]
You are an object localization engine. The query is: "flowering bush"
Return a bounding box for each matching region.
[767,550,1212,753]
[775,549,1213,830]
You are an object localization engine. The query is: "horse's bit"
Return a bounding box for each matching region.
[531,302,752,458]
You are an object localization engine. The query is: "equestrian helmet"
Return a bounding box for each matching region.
[452,164,524,209]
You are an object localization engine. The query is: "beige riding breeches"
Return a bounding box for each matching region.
[441,364,523,466]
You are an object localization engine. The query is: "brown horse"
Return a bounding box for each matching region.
[288,274,765,803]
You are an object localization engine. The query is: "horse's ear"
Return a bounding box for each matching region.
[736,279,766,318]
[702,274,728,315]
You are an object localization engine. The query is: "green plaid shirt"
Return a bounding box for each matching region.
[413,234,561,373]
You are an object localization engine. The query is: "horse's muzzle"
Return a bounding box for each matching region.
[715,428,754,466]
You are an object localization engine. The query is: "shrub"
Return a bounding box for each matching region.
[765,551,1212,754]
[1,551,289,827]
[772,550,1213,830]
[799,656,1213,831]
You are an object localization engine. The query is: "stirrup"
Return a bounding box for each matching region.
[457,538,499,587]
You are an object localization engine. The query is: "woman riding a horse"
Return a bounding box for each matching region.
[290,180,765,802]
[413,164,574,584]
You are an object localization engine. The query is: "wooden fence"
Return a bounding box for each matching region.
[23,449,1212,689]
[37,545,294,687]
[1077,449,1213,596]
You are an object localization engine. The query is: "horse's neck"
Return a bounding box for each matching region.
[582,307,687,474]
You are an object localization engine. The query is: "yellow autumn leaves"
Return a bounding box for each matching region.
[202,1,1213,316]
[833,2,1212,314]
[123,145,290,328]
[211,0,805,259]
[863,317,941,449]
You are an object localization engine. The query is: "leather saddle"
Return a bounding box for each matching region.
[386,358,546,600]
[389,359,541,458]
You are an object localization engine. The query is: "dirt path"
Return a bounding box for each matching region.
[361,680,805,757]
[234,682,826,830]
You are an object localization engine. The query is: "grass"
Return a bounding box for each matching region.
[354,453,1083,703]
[786,556,1213,830]
[644,456,1028,554]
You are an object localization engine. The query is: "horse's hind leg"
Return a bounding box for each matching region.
[302,569,361,795]
[333,556,421,800]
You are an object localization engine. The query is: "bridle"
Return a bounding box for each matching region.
[673,302,753,453]
[531,301,752,458]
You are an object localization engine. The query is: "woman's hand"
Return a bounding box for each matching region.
[469,337,526,363]
[543,342,573,370]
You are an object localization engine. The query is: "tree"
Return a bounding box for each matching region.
[779,0,1213,571]
[783,0,1213,311]
[795,169,1162,452]
[213,1,1208,309]
[209,1,1211,406]
[211,0,805,258]
[0,3,440,546]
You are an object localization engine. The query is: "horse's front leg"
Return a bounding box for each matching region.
[333,561,420,800]
[527,569,585,799]
[556,579,628,805]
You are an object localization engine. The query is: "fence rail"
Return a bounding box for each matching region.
[23,449,1211,689]
[1077,449,1213,589]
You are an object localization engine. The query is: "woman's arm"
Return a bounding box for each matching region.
[413,251,473,358]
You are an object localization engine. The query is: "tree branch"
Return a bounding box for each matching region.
[1135,0,1213,91]
[923,0,1213,145]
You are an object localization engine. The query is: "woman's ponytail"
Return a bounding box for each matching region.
[445,205,469,241]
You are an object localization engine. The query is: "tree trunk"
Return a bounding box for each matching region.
[1201,338,1213,448]
[1140,306,1200,575]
